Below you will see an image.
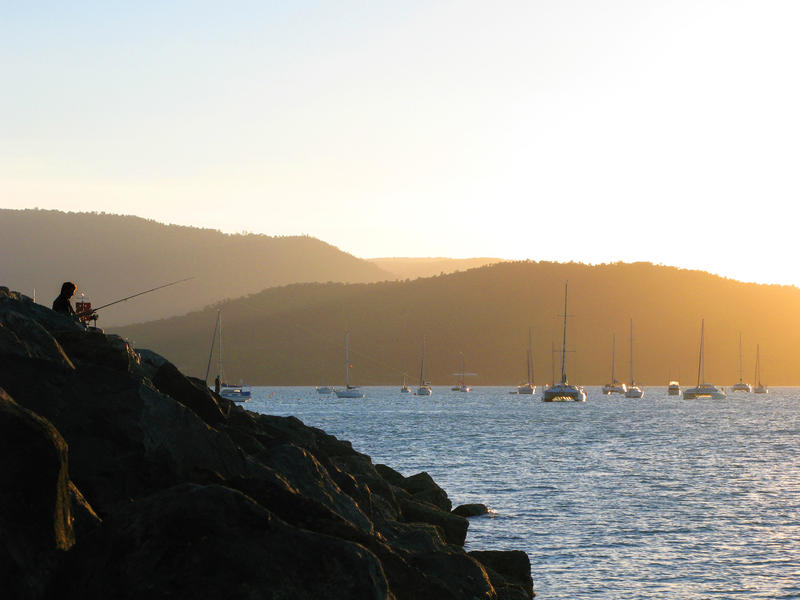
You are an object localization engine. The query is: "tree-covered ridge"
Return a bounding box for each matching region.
[113,260,800,386]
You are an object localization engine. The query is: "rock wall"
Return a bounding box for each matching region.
[0,286,533,600]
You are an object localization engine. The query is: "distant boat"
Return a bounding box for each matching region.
[602,333,627,395]
[624,319,644,398]
[451,352,475,392]
[417,337,432,396]
[731,332,752,392]
[334,332,365,398]
[682,320,727,400]
[753,344,768,394]
[206,310,251,402]
[516,327,537,394]
[667,381,681,395]
[316,386,333,394]
[400,373,411,393]
[542,283,587,402]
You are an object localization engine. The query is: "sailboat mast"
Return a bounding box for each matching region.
[611,333,616,383]
[738,332,744,382]
[527,327,534,384]
[697,319,705,386]
[218,311,224,383]
[419,337,426,386]
[629,319,634,385]
[344,332,350,388]
[560,283,569,384]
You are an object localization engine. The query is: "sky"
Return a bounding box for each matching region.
[3,1,800,286]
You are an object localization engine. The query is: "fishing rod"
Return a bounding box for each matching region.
[75,277,195,318]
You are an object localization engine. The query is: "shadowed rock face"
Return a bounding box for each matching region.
[0,286,534,600]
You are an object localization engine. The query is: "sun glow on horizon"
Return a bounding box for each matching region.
[3,1,800,287]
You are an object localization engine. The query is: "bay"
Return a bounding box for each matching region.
[249,386,800,599]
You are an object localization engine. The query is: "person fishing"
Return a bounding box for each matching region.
[52,281,77,317]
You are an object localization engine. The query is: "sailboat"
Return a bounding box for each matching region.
[542,283,587,402]
[516,327,536,394]
[334,332,365,398]
[682,319,727,399]
[400,373,411,393]
[451,352,475,392]
[731,332,752,392]
[417,337,433,396]
[602,333,627,395]
[206,310,251,402]
[624,319,644,398]
[753,344,768,394]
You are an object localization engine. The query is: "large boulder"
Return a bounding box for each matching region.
[0,389,75,600]
[56,483,394,600]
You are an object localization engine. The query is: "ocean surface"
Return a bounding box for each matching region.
[248,386,799,599]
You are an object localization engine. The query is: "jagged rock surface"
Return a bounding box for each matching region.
[0,286,534,599]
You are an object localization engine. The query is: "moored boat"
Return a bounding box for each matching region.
[624,319,644,398]
[516,327,537,394]
[334,332,365,398]
[417,337,432,396]
[602,333,627,395]
[731,332,752,392]
[682,320,727,400]
[753,344,768,394]
[542,283,586,402]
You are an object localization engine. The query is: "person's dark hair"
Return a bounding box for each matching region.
[60,282,76,296]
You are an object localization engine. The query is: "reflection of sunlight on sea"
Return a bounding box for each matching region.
[250,387,800,600]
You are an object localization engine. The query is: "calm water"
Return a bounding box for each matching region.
[248,386,800,599]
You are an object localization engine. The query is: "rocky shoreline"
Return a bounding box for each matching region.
[0,286,533,599]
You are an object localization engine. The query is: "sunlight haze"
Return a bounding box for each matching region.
[3,1,799,286]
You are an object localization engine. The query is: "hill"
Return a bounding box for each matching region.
[111,261,800,386]
[368,257,505,280]
[0,209,390,325]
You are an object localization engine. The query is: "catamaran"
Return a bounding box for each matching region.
[753,344,768,394]
[682,319,727,400]
[602,333,627,395]
[417,337,432,396]
[516,327,537,394]
[542,283,587,402]
[334,332,365,398]
[206,310,251,402]
[731,332,752,392]
[624,319,644,398]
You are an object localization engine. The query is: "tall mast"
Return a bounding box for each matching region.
[218,310,223,383]
[629,319,635,385]
[527,327,534,384]
[419,337,426,386]
[738,332,744,383]
[344,332,350,388]
[611,333,617,383]
[560,282,569,384]
[696,319,705,386]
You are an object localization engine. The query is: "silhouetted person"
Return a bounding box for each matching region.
[52,281,77,317]
[214,375,221,394]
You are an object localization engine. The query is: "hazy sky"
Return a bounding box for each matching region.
[3,1,799,285]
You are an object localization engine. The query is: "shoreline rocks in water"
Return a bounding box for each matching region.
[0,285,534,599]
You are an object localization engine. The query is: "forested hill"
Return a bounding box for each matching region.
[111,260,800,386]
[368,257,505,280]
[0,209,390,325]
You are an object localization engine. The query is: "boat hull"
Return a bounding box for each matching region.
[221,388,251,402]
[624,386,644,398]
[516,383,536,394]
[542,384,586,402]
[417,386,432,396]
[335,387,365,399]
[682,385,727,400]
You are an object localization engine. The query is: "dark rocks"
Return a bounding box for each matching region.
[453,503,490,517]
[0,287,534,599]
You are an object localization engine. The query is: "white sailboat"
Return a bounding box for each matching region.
[451,352,475,392]
[206,310,251,402]
[334,332,365,398]
[731,332,752,392]
[400,373,411,393]
[753,344,768,394]
[682,319,727,399]
[417,337,432,396]
[624,319,644,398]
[542,283,587,402]
[602,333,627,395]
[516,327,536,394]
